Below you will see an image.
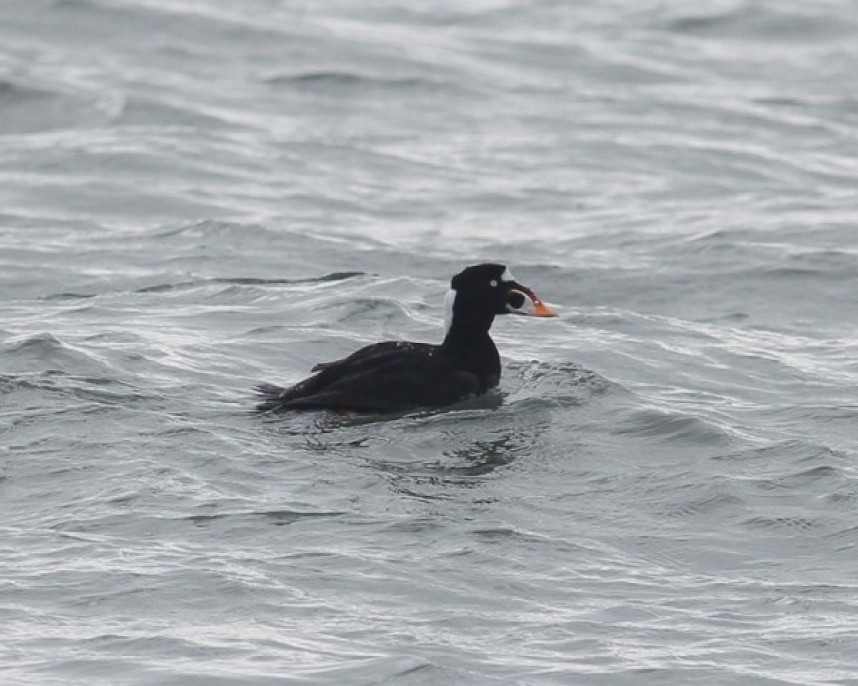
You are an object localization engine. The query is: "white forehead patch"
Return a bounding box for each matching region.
[501,268,515,283]
[443,289,456,333]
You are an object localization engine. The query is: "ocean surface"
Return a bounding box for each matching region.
[2,1,858,684]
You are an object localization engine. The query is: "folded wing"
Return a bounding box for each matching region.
[256,341,480,413]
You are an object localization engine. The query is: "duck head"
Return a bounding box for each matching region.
[444,263,557,333]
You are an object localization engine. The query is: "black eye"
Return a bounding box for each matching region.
[489,279,498,288]
[507,290,525,309]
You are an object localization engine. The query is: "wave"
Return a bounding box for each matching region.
[264,70,445,91]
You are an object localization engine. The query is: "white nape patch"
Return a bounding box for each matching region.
[501,268,515,283]
[443,288,457,333]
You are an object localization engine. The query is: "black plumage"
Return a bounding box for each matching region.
[255,263,556,413]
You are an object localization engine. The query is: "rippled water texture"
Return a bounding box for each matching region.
[2,1,858,684]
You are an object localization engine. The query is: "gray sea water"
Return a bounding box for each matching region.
[2,1,858,684]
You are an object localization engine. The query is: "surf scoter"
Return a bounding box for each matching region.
[255,263,557,413]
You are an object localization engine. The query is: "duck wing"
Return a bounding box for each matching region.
[256,341,480,413]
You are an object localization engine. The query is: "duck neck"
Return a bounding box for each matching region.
[441,307,501,390]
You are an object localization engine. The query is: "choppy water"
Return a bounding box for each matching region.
[3,1,858,684]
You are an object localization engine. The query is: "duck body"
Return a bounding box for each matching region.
[255,264,556,414]
[256,339,494,413]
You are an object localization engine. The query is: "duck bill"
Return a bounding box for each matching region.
[508,287,559,317]
[530,296,559,317]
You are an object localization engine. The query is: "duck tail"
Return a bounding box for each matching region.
[254,383,287,413]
